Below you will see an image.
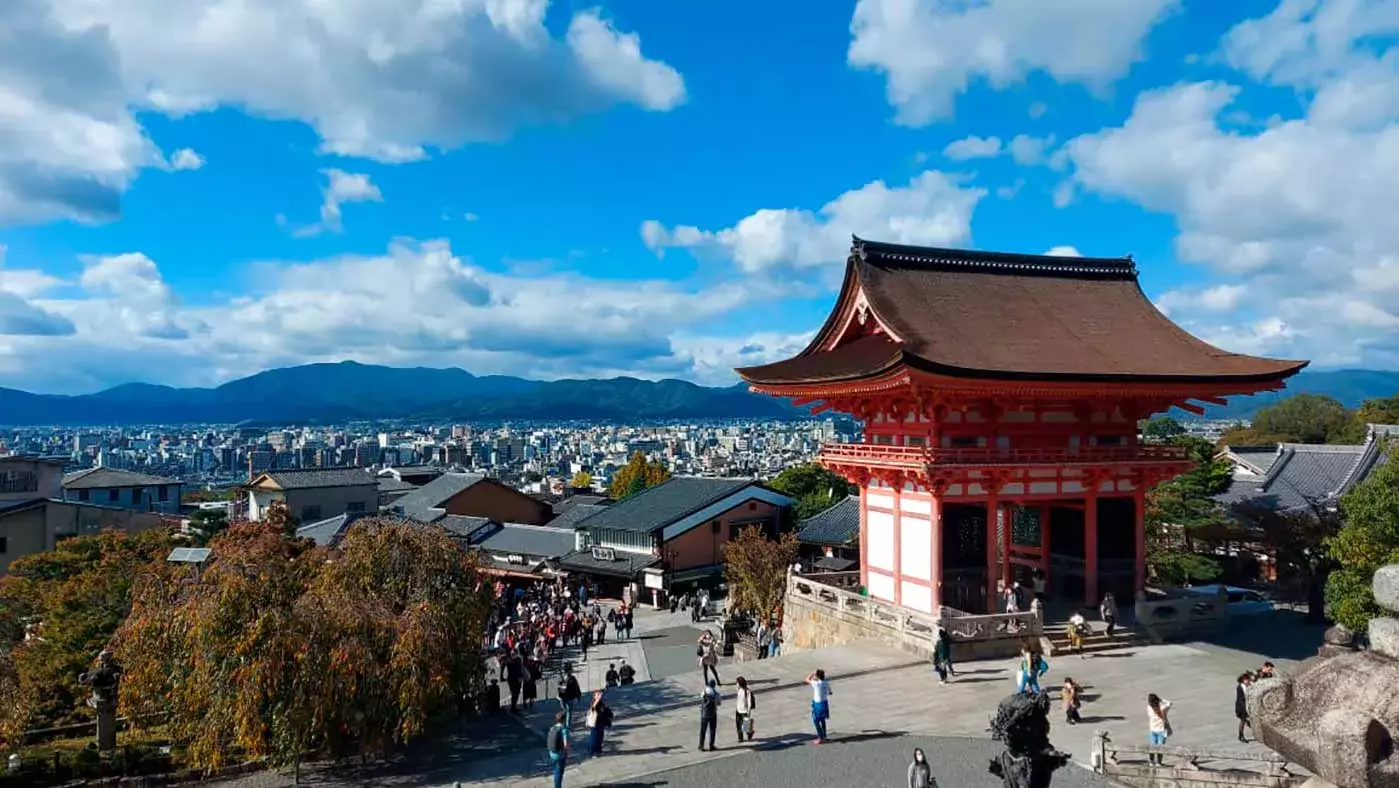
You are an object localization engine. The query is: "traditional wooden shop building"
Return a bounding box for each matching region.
[738,239,1305,614]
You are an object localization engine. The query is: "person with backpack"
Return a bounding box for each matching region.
[586,689,613,756]
[605,663,620,688]
[698,679,721,751]
[546,711,569,788]
[558,664,582,729]
[617,659,636,686]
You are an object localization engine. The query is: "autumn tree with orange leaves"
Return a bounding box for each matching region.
[114,516,492,770]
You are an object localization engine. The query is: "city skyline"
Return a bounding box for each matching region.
[2,1,1398,395]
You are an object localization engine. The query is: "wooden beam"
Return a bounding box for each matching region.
[1176,401,1207,415]
[1198,395,1228,406]
[792,397,817,408]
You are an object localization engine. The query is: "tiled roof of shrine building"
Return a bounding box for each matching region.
[736,238,1306,387]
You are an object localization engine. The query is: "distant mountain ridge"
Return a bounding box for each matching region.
[0,361,798,426]
[1,362,1395,426]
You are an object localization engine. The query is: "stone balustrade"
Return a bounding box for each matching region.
[1091,730,1301,787]
[1134,585,1230,643]
[783,572,1045,660]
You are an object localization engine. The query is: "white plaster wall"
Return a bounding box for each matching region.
[901,497,932,515]
[901,582,934,614]
[867,491,895,510]
[867,570,896,602]
[899,516,932,580]
[867,509,895,571]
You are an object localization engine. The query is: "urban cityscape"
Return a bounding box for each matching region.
[4,0,1399,787]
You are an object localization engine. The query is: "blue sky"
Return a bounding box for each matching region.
[1,0,1397,394]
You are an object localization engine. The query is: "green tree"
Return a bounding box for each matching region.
[723,526,800,622]
[768,462,857,520]
[609,451,670,500]
[1145,436,1231,585]
[1251,394,1365,445]
[0,528,176,740]
[1228,498,1341,622]
[569,471,593,490]
[1139,416,1186,443]
[187,508,229,545]
[1355,395,1399,426]
[1325,449,1399,632]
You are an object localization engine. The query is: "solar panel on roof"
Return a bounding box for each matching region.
[166,547,212,564]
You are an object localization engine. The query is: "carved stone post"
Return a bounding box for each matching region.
[78,649,122,752]
[988,692,1070,788]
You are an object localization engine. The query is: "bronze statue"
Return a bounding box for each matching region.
[988,692,1070,788]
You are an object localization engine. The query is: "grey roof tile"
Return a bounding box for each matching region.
[548,503,610,530]
[1218,442,1377,512]
[573,477,756,534]
[257,468,377,490]
[468,522,575,559]
[63,467,180,489]
[797,496,860,546]
[295,512,371,547]
[392,472,485,522]
[557,548,660,578]
[437,515,492,538]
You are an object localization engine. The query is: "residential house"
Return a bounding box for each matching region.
[795,495,860,572]
[244,468,379,524]
[392,472,552,526]
[62,467,183,514]
[462,521,576,580]
[375,465,445,507]
[558,477,793,602]
[2,457,172,574]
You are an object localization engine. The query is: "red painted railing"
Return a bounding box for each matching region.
[819,442,1189,467]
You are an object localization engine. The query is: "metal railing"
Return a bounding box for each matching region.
[819,442,1189,467]
[0,477,40,494]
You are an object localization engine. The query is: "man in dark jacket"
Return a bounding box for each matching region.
[1235,673,1254,742]
[698,679,721,751]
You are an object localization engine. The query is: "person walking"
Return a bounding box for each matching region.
[522,656,538,710]
[1146,693,1173,766]
[586,689,613,756]
[618,659,636,686]
[768,628,783,659]
[1067,610,1088,658]
[1062,677,1083,725]
[1017,644,1049,695]
[756,621,771,661]
[931,628,953,684]
[734,676,756,742]
[503,650,524,712]
[806,669,832,744]
[623,606,634,640]
[1235,673,1254,742]
[698,630,721,685]
[605,663,620,688]
[558,664,582,730]
[547,711,569,788]
[698,679,721,751]
[1100,592,1118,639]
[908,747,937,788]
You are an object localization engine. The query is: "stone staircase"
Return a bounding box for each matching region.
[1043,621,1149,657]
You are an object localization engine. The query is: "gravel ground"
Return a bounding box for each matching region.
[594,734,1114,788]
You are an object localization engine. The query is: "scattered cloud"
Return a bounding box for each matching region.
[1058,0,1399,366]
[1044,246,1081,257]
[294,170,383,237]
[463,212,479,222]
[1028,101,1048,119]
[1051,181,1075,208]
[0,240,784,392]
[943,135,1002,160]
[1008,134,1055,165]
[848,0,1179,124]
[167,148,204,171]
[0,0,684,224]
[997,179,1025,200]
[641,171,987,274]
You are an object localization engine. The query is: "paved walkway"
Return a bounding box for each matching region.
[212,610,1317,788]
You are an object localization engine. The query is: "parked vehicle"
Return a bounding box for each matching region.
[1184,584,1276,616]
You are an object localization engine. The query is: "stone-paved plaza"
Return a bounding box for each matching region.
[210,606,1323,788]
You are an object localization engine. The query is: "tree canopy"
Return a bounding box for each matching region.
[1145,436,1231,585]
[1326,449,1399,632]
[115,516,492,769]
[187,507,230,545]
[608,451,670,500]
[1139,416,1186,443]
[568,471,593,490]
[768,462,857,520]
[0,528,175,741]
[722,526,800,623]
[1220,394,1368,446]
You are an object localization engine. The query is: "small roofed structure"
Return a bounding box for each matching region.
[737,238,1307,614]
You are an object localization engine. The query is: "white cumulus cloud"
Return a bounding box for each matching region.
[642,171,986,274]
[294,170,384,237]
[848,0,1179,124]
[943,135,1002,160]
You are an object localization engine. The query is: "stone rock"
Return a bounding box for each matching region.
[1249,562,1399,788]
[1374,566,1399,614]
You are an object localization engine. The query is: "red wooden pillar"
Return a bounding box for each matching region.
[891,482,903,606]
[1084,492,1100,607]
[1133,487,1147,594]
[859,485,869,591]
[930,494,944,611]
[985,496,999,614]
[1001,503,1014,587]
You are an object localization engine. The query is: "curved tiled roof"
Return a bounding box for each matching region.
[796,496,860,546]
[738,238,1307,386]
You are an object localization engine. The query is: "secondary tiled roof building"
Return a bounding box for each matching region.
[1217,424,1399,512]
[62,467,183,514]
[390,472,552,526]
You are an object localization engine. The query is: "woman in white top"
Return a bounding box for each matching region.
[806,669,832,743]
[1146,693,1172,766]
[734,675,757,742]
